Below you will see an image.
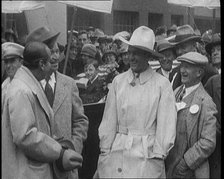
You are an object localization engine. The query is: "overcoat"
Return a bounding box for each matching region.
[204,74,221,179]
[96,67,177,178]
[52,71,89,179]
[2,66,62,179]
[166,83,217,178]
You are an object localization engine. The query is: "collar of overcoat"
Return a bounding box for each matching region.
[14,66,54,126]
[52,71,68,113]
[127,66,154,85]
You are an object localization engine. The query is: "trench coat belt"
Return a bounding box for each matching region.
[117,125,156,158]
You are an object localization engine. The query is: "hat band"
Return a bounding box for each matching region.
[175,34,199,42]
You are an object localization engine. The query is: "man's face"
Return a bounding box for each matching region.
[78,33,89,49]
[49,43,60,72]
[211,44,221,65]
[128,46,149,73]
[180,61,201,88]
[4,57,22,79]
[121,52,129,65]
[69,46,78,60]
[175,41,197,57]
[159,49,175,71]
[42,47,52,79]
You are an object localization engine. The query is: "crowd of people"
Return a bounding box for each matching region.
[1,22,221,179]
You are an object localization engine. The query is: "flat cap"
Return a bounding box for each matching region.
[176,52,208,65]
[2,42,24,60]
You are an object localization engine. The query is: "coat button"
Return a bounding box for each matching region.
[118,168,122,172]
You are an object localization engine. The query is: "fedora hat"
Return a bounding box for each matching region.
[205,33,221,56]
[169,24,201,45]
[119,26,163,58]
[26,26,60,49]
[156,39,174,53]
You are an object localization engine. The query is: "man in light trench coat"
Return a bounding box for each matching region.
[26,26,89,179]
[165,52,217,178]
[2,41,83,179]
[94,26,177,178]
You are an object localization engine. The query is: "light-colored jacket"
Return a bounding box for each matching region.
[52,71,89,179]
[2,66,62,179]
[96,67,177,178]
[166,83,217,178]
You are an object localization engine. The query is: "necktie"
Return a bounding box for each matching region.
[45,78,54,107]
[175,85,186,102]
[130,73,140,86]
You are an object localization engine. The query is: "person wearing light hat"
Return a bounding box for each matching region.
[2,42,24,80]
[166,52,217,178]
[26,27,89,179]
[95,26,177,178]
[168,24,217,90]
[156,39,176,81]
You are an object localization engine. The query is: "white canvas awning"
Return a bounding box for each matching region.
[2,0,113,14]
[2,1,45,13]
[167,0,220,9]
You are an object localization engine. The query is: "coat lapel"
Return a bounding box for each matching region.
[15,66,54,126]
[184,84,204,141]
[53,72,67,113]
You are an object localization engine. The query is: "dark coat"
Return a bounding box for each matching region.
[204,74,221,179]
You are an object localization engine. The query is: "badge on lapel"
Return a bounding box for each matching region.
[189,104,199,114]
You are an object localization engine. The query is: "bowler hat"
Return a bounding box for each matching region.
[26,26,60,49]
[2,42,24,60]
[156,39,174,53]
[176,52,208,65]
[119,26,163,58]
[205,33,221,56]
[169,24,201,45]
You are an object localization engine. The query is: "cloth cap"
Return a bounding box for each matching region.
[81,44,97,58]
[26,26,60,49]
[119,26,163,58]
[169,24,201,45]
[205,33,221,55]
[176,52,208,65]
[2,42,24,60]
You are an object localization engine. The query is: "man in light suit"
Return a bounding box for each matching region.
[26,26,89,179]
[166,52,217,178]
[2,41,82,179]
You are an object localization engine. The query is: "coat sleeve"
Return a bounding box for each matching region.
[153,80,177,159]
[184,99,217,170]
[8,89,62,163]
[98,78,118,152]
[71,80,89,154]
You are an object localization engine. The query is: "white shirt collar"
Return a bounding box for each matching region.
[40,72,56,92]
[161,68,171,79]
[183,83,200,99]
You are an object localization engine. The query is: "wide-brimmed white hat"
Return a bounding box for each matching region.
[119,26,163,58]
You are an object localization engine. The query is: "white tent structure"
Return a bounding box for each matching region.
[2,1,113,14]
[167,0,220,9]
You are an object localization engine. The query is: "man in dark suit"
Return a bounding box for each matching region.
[156,39,176,85]
[26,26,89,179]
[169,24,217,90]
[166,52,217,178]
[205,74,221,179]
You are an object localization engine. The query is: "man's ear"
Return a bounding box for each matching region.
[39,59,45,71]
